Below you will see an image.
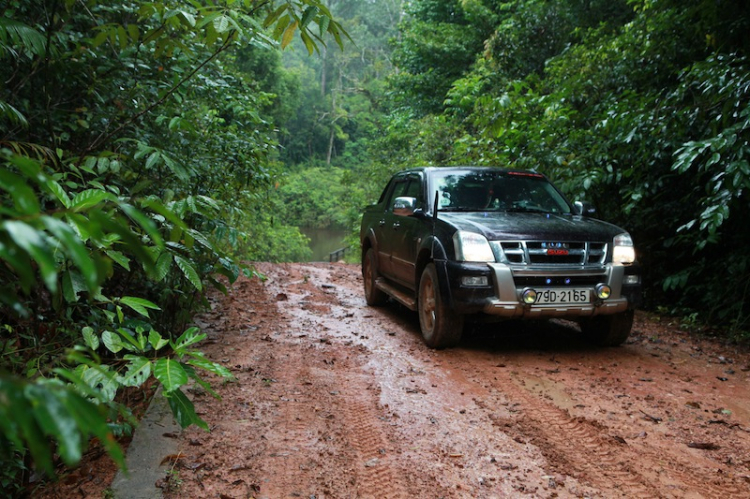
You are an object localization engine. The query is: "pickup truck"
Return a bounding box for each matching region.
[360,167,642,348]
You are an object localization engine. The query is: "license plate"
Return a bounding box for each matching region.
[535,288,590,304]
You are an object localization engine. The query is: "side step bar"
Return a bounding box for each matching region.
[375,279,417,311]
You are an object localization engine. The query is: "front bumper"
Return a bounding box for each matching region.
[442,261,641,319]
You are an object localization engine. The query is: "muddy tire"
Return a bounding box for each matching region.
[418,263,463,349]
[363,248,387,306]
[579,310,634,346]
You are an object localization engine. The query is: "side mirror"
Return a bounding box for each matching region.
[393,196,418,216]
[574,201,597,217]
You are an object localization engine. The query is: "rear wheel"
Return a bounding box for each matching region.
[363,248,387,306]
[418,263,463,349]
[579,310,634,346]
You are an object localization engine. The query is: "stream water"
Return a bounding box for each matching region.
[300,227,350,262]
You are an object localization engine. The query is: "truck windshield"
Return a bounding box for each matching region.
[432,170,572,214]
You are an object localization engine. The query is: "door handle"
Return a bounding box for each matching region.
[379,219,386,226]
[392,222,401,230]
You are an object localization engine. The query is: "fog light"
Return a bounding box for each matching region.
[521,288,537,304]
[624,275,640,285]
[462,275,488,287]
[596,284,611,300]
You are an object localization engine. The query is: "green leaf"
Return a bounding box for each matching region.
[300,6,319,29]
[106,250,130,270]
[119,356,152,387]
[71,189,112,211]
[182,364,220,399]
[300,29,315,55]
[2,220,58,293]
[165,388,208,430]
[80,365,119,402]
[154,358,188,392]
[58,385,124,468]
[174,254,202,291]
[263,4,288,28]
[153,252,172,282]
[26,383,82,466]
[272,14,291,40]
[187,354,233,379]
[120,203,164,248]
[213,14,230,33]
[148,329,169,351]
[42,216,97,290]
[117,327,147,351]
[318,15,330,37]
[140,197,188,230]
[0,377,53,474]
[82,326,99,350]
[0,169,41,215]
[172,326,205,353]
[45,179,72,208]
[101,330,124,354]
[119,296,161,318]
[186,228,215,251]
[62,270,83,302]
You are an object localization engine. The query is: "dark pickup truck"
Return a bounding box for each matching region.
[360,167,642,348]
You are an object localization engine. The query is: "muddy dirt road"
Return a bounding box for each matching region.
[165,262,750,498]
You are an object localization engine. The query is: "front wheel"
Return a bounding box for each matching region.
[579,310,634,346]
[418,263,463,349]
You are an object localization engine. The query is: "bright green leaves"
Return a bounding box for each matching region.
[263,1,346,53]
[166,389,208,430]
[90,0,348,58]
[174,255,202,291]
[0,377,124,476]
[153,358,188,392]
[670,56,750,250]
[2,220,59,293]
[73,324,232,433]
[0,151,171,311]
[119,296,161,318]
[0,16,48,60]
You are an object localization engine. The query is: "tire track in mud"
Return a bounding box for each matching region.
[508,371,750,498]
[262,263,411,499]
[337,390,410,499]
[467,359,748,498]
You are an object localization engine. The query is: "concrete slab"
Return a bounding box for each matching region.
[111,388,180,499]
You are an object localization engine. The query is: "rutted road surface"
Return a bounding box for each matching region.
[167,262,750,498]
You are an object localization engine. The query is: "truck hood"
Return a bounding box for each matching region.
[439,211,626,242]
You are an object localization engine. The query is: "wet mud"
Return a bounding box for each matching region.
[166,262,750,498]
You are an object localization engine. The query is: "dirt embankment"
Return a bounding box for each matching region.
[161,262,750,498]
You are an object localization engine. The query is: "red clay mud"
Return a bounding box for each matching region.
[162,262,750,498]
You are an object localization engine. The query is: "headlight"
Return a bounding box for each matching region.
[453,231,495,262]
[613,233,636,264]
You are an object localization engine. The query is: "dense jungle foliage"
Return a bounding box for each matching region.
[2,0,750,493]
[0,0,346,493]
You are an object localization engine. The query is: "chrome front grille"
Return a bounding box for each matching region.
[495,241,607,266]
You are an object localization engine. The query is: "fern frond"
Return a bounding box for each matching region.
[0,101,28,127]
[0,17,47,59]
[0,141,57,164]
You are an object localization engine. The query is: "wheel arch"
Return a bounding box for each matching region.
[360,230,378,264]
